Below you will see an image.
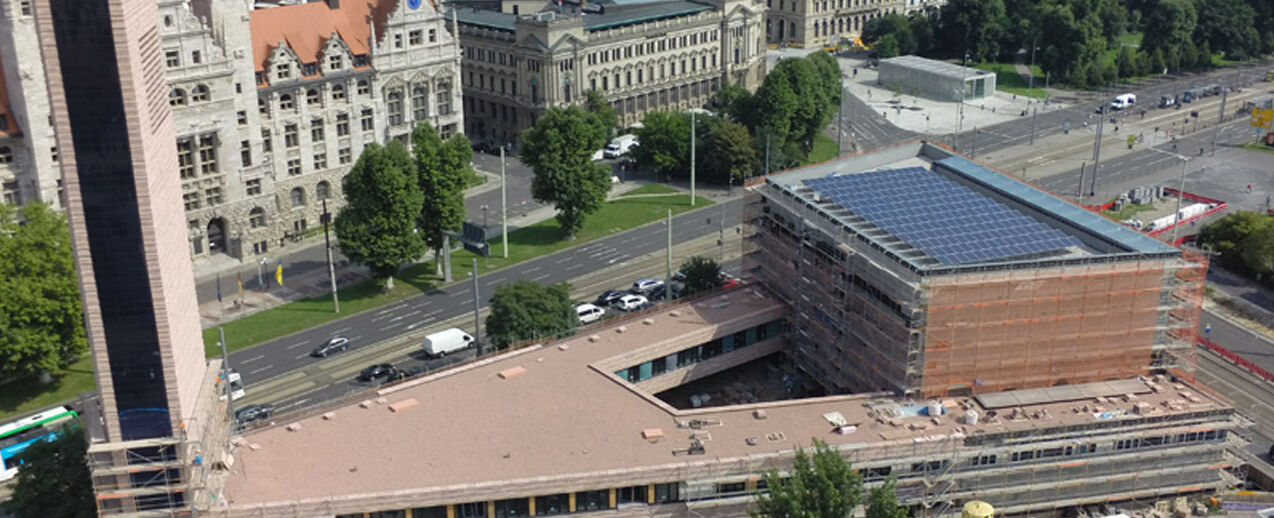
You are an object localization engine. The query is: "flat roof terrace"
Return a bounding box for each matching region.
[219,286,1230,513]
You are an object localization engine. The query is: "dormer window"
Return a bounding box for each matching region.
[328,54,343,70]
[354,55,369,67]
[302,63,317,76]
[276,64,291,80]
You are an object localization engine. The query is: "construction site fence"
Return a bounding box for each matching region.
[1198,336,1274,384]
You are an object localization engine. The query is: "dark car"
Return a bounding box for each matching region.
[358,363,396,382]
[311,336,350,358]
[595,289,628,306]
[392,366,428,381]
[648,283,684,302]
[235,404,275,423]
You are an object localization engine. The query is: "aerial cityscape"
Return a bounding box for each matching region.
[0,0,1273,517]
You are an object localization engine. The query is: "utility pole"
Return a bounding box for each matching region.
[1076,162,1087,201]
[719,204,726,262]
[690,111,696,206]
[972,127,978,158]
[1172,159,1189,243]
[1211,88,1228,156]
[500,146,509,259]
[837,87,845,157]
[443,234,452,283]
[665,209,673,296]
[1030,107,1038,145]
[218,327,234,427]
[472,258,481,355]
[322,198,339,313]
[1028,38,1037,90]
[1091,105,1106,196]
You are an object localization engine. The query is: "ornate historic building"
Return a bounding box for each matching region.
[452,0,767,145]
[1,0,464,263]
[764,0,942,49]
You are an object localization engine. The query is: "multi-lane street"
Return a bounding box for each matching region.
[227,198,741,389]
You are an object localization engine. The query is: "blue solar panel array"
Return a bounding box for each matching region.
[803,167,1082,265]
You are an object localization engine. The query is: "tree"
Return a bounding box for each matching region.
[875,33,901,58]
[0,203,87,378]
[908,10,936,55]
[1198,211,1274,274]
[936,0,1008,63]
[1141,0,1197,70]
[413,123,471,277]
[6,426,95,518]
[702,121,759,185]
[485,281,577,349]
[583,90,619,138]
[632,111,692,177]
[1241,223,1274,279]
[334,142,426,289]
[713,83,755,123]
[752,61,800,155]
[1116,46,1138,78]
[1194,0,1261,61]
[679,256,722,295]
[751,439,864,518]
[865,476,908,518]
[519,107,612,237]
[863,14,916,55]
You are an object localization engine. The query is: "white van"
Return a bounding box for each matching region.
[604,134,639,158]
[423,328,475,358]
[1110,93,1136,110]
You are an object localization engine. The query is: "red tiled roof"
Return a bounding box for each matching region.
[249,0,387,75]
[0,54,21,137]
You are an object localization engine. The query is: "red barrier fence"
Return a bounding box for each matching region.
[1197,335,1274,384]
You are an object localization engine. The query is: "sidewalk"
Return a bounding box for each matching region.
[196,178,674,328]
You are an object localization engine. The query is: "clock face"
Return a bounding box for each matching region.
[408,0,422,9]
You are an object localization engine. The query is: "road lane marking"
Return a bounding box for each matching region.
[241,354,265,364]
[286,341,308,350]
[248,364,274,375]
[294,352,311,360]
[524,266,541,274]
[532,273,550,281]
[333,327,351,334]
[389,309,422,323]
[379,322,404,332]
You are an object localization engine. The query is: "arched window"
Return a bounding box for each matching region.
[357,80,370,96]
[191,84,210,103]
[169,88,187,106]
[0,146,12,164]
[316,181,331,200]
[332,84,346,101]
[249,207,267,228]
[387,90,404,126]
[279,94,294,110]
[306,89,320,105]
[290,187,306,207]
[412,85,429,120]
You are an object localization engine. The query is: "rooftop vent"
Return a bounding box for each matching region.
[498,366,527,380]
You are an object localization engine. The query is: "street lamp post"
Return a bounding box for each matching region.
[256,257,269,289]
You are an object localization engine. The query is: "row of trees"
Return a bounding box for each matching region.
[1197,211,1274,284]
[334,124,473,289]
[632,52,842,181]
[862,0,1274,87]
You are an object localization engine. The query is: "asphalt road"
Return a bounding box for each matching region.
[227,198,741,388]
[943,67,1270,157]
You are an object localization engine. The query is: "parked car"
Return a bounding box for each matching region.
[595,289,628,306]
[311,336,350,358]
[615,294,649,311]
[720,273,740,290]
[422,328,474,358]
[648,283,683,301]
[576,303,606,324]
[631,278,665,293]
[358,363,397,382]
[235,404,275,424]
[392,366,428,381]
[670,270,687,282]
[1158,95,1176,108]
[1109,93,1136,110]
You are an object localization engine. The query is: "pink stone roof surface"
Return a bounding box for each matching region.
[221,286,1229,508]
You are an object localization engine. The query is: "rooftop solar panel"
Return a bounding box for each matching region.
[803,167,1082,265]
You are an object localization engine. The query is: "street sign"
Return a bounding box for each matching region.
[1251,108,1273,129]
[460,222,490,257]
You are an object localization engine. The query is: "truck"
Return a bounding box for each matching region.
[423,328,475,358]
[603,134,639,158]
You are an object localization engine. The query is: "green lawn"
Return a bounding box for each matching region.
[1242,141,1274,155]
[620,183,681,196]
[465,169,487,189]
[804,134,839,165]
[973,62,1050,99]
[0,358,96,420]
[204,193,712,355]
[1103,201,1159,220]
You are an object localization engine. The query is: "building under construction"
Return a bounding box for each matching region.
[747,142,1206,399]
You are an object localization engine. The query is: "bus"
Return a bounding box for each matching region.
[0,405,79,482]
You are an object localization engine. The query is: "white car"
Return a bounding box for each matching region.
[576,303,606,324]
[615,294,649,312]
